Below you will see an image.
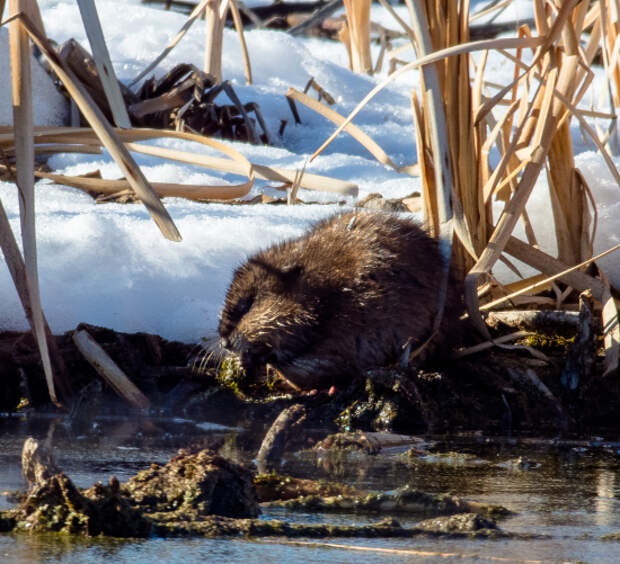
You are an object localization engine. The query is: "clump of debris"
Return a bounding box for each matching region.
[51,39,270,144]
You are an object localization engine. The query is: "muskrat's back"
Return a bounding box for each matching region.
[218,211,457,389]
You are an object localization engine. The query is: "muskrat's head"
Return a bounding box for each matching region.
[218,256,323,380]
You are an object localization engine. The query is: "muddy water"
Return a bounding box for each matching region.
[2,414,620,563]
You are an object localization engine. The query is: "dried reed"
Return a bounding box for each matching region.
[0,126,359,196]
[8,0,56,404]
[311,0,619,372]
[341,0,373,74]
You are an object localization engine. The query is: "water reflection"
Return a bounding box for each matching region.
[595,468,617,527]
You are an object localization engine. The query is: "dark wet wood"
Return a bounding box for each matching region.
[256,404,307,473]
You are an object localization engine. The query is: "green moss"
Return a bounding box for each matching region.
[522,333,575,349]
[215,357,281,398]
[215,357,248,398]
[253,471,282,486]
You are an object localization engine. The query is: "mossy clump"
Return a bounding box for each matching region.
[522,333,575,350]
[254,472,357,502]
[416,512,498,533]
[263,484,511,519]
[215,356,249,398]
[7,473,150,537]
[3,447,258,537]
[215,356,281,399]
[335,377,408,432]
[125,448,258,519]
[314,431,381,455]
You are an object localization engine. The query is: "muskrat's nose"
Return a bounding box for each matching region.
[220,337,230,349]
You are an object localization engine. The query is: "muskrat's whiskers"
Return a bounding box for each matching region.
[190,337,227,375]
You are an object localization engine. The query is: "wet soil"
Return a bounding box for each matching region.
[1,322,618,439]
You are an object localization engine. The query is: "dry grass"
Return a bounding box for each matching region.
[0,126,359,196]
[311,0,619,373]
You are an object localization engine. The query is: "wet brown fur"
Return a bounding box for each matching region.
[218,211,460,389]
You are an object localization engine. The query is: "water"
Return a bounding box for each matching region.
[2,414,620,563]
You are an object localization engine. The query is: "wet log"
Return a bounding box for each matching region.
[256,403,306,473]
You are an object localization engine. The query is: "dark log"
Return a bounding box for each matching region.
[256,404,306,473]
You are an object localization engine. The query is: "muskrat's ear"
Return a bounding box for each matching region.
[280,265,304,288]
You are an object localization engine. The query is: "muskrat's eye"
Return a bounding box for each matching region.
[279,265,304,290]
[230,295,254,320]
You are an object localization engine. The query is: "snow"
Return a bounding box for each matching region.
[0,28,69,126]
[0,0,617,343]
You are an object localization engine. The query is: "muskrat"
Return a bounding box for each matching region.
[218,211,459,390]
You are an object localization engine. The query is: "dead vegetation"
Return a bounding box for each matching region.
[307,0,620,375]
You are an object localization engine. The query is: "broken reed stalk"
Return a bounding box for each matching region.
[405,0,454,350]
[547,119,590,265]
[229,0,252,84]
[35,170,254,201]
[73,329,150,409]
[341,0,373,74]
[8,0,57,405]
[286,87,401,171]
[204,0,230,83]
[76,0,131,127]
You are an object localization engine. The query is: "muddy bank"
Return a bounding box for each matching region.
[0,319,618,436]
